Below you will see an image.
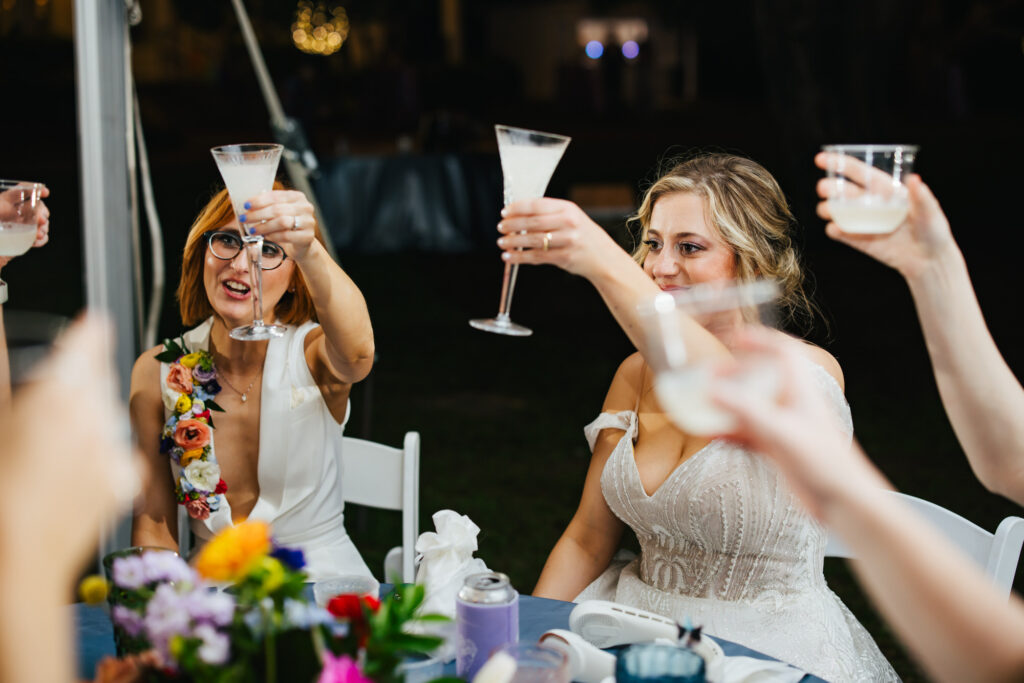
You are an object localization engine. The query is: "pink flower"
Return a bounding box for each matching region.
[185,498,210,520]
[173,419,210,450]
[167,364,194,395]
[318,654,372,683]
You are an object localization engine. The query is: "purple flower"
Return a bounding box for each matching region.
[192,366,217,383]
[112,556,147,590]
[185,590,235,627]
[112,605,145,637]
[142,551,194,585]
[204,379,221,395]
[193,623,230,665]
[144,584,191,650]
[271,545,306,570]
[160,436,174,454]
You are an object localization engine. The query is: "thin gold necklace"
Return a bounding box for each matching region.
[218,370,258,403]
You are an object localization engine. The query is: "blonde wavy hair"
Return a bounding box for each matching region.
[630,153,819,332]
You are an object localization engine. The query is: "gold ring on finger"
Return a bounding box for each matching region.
[542,232,552,252]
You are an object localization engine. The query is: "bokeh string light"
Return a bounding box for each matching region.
[292,1,349,56]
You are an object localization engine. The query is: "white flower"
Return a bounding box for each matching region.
[162,384,184,413]
[194,623,230,665]
[191,399,206,413]
[184,460,221,493]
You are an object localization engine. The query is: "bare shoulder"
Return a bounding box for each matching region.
[777,333,845,392]
[603,352,648,412]
[130,344,164,394]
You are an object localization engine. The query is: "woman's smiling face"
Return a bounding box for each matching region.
[202,218,295,328]
[642,191,737,290]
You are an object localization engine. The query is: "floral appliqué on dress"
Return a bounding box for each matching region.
[157,338,228,520]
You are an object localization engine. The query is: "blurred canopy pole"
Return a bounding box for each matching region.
[228,0,339,263]
[74,0,138,559]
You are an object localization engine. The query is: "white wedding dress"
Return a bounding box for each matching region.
[162,318,374,583]
[575,362,899,682]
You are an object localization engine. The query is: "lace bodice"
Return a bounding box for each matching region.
[578,362,899,682]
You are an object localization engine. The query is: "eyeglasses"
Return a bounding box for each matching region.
[205,230,287,270]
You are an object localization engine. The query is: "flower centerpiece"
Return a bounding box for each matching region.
[99,521,452,683]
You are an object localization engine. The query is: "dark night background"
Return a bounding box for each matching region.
[3,1,1024,679]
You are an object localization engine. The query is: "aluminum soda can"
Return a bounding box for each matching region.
[455,571,519,679]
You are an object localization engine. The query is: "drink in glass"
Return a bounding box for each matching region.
[821,144,918,234]
[640,280,780,436]
[210,143,285,341]
[470,125,571,337]
[0,180,44,256]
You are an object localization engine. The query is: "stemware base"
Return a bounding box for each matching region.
[230,323,286,341]
[469,316,533,337]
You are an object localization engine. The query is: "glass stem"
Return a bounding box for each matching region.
[245,238,266,327]
[496,261,519,320]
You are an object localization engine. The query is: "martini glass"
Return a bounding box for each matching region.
[210,143,285,341]
[470,125,571,337]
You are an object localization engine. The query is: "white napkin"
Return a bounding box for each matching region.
[412,510,490,663]
[720,655,805,683]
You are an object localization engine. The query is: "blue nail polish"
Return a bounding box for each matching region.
[244,201,251,210]
[248,227,256,235]
[239,215,246,223]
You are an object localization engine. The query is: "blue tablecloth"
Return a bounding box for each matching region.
[76,594,825,682]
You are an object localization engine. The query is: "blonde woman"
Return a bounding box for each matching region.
[499,154,897,681]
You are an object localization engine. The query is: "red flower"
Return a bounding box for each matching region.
[327,594,380,646]
[214,479,228,494]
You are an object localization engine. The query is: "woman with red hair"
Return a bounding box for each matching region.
[129,186,376,581]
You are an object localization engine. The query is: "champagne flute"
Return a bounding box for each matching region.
[821,144,918,234]
[470,125,571,337]
[638,280,780,436]
[210,143,285,341]
[0,180,44,257]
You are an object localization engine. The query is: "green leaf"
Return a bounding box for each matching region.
[205,399,226,413]
[155,349,181,363]
[411,614,451,623]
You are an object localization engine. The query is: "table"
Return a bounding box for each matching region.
[75,595,825,682]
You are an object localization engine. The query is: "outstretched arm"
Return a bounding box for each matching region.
[712,330,1024,683]
[816,155,1024,503]
[498,198,726,364]
[243,190,375,418]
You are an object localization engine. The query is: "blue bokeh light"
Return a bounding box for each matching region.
[585,40,604,59]
[622,40,640,59]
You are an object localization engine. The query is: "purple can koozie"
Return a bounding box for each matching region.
[456,571,519,679]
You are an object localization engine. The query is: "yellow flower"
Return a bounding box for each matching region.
[180,448,204,467]
[179,353,202,369]
[78,575,109,605]
[260,557,285,593]
[175,394,193,415]
[169,635,186,660]
[196,520,272,583]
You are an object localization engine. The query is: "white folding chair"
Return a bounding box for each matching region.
[824,490,1024,599]
[341,431,420,583]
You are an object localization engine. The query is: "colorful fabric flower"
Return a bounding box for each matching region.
[180,448,204,467]
[178,352,202,369]
[214,479,228,494]
[185,498,211,520]
[195,520,272,583]
[318,653,373,683]
[184,460,221,493]
[192,366,216,384]
[166,364,194,395]
[174,394,193,415]
[173,419,210,450]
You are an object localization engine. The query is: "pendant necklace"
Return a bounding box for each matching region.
[219,371,258,403]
